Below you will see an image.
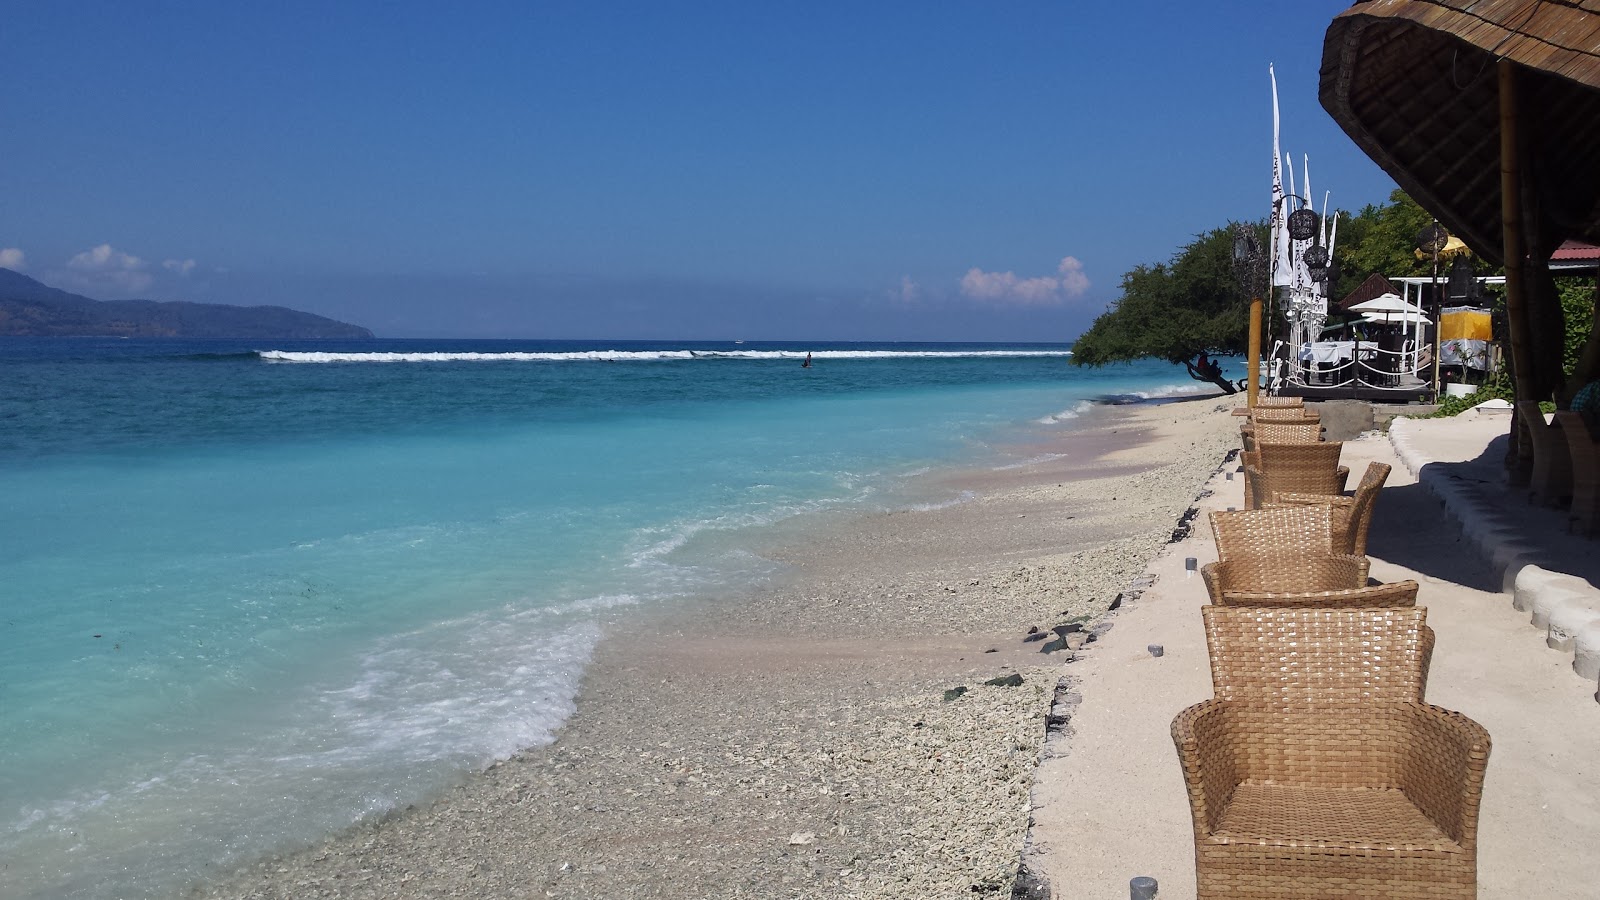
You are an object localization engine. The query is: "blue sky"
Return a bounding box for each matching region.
[0,2,1397,341]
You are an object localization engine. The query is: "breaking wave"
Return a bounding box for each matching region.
[258,349,1073,363]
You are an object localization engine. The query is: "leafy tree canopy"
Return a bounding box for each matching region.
[1329,188,1435,299]
[1070,224,1250,393]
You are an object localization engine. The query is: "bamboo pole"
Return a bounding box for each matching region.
[1500,59,1534,482]
[1248,298,1262,407]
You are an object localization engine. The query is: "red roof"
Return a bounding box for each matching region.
[1552,241,1600,261]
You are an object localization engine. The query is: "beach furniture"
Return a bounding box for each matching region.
[1250,406,1320,423]
[1210,504,1336,560]
[1173,605,1489,900]
[1554,411,1600,536]
[1263,461,1392,555]
[1240,419,1321,451]
[1230,396,1304,417]
[1202,554,1370,603]
[1218,578,1419,608]
[1243,441,1347,508]
[1203,505,1369,601]
[1517,401,1572,507]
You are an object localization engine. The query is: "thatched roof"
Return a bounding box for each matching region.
[1338,272,1400,310]
[1321,1,1600,265]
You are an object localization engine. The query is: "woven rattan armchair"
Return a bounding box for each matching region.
[1236,448,1348,508]
[1251,406,1320,423]
[1244,441,1347,508]
[1173,606,1490,900]
[1202,554,1370,603]
[1240,420,1322,452]
[1554,411,1600,536]
[1265,461,1392,555]
[1517,400,1572,506]
[1203,505,1369,601]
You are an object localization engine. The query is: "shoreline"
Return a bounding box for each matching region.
[196,393,1242,899]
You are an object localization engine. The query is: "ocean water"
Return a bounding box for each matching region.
[0,338,1213,899]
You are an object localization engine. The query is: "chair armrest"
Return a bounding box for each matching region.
[1171,700,1238,835]
[1396,703,1492,847]
[1219,578,1419,608]
[1201,561,1222,603]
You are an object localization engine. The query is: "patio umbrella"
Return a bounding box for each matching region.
[1349,293,1425,317]
[1361,311,1431,326]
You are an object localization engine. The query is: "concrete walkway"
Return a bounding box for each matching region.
[1024,415,1600,900]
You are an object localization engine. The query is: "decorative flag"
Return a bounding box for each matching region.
[1271,65,1292,286]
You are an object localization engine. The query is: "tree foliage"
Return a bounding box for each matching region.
[1329,189,1435,299]
[1071,225,1250,392]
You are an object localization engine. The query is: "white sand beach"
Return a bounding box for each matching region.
[196,397,1240,899]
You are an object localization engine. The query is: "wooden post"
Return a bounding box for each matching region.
[1247,298,1263,407]
[1500,59,1534,483]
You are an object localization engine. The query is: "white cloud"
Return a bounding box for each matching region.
[60,243,153,294]
[69,243,145,273]
[890,274,919,305]
[959,255,1091,306]
[1055,256,1089,298]
[163,258,198,276]
[0,247,24,270]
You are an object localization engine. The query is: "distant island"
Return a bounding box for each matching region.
[0,268,374,339]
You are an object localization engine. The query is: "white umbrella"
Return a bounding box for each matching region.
[1361,311,1431,326]
[1349,292,1426,316]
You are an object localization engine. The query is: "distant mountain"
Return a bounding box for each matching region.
[0,269,374,339]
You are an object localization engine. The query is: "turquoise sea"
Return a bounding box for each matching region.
[0,338,1214,899]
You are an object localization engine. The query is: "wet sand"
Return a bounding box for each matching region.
[196,396,1241,900]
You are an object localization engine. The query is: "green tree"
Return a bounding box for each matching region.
[1330,188,1435,300]
[1071,225,1251,393]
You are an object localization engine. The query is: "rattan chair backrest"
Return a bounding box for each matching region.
[1209,504,1335,561]
[1201,553,1370,600]
[1251,421,1322,445]
[1252,396,1304,408]
[1201,605,1430,705]
[1250,441,1345,503]
[1251,406,1320,423]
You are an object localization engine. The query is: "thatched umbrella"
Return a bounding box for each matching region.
[1320,0,1600,476]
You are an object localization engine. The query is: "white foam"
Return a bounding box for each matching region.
[258,349,1073,364]
[992,453,1068,471]
[1037,400,1096,424]
[902,490,977,512]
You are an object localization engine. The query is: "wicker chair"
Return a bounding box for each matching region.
[1218,578,1419,608]
[1211,504,1335,560]
[1237,448,1348,509]
[1516,400,1572,506]
[1251,406,1320,423]
[1173,606,1490,900]
[1244,441,1347,508]
[1266,461,1392,555]
[1554,411,1600,536]
[1204,505,1369,601]
[1252,396,1304,408]
[1240,420,1322,451]
[1202,554,1370,602]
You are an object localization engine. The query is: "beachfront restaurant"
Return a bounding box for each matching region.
[1320,0,1600,482]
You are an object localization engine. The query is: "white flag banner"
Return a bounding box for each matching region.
[1270,66,1293,286]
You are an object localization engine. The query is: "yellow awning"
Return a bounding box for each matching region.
[1440,309,1491,341]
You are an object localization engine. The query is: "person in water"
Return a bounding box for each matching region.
[801,352,812,368]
